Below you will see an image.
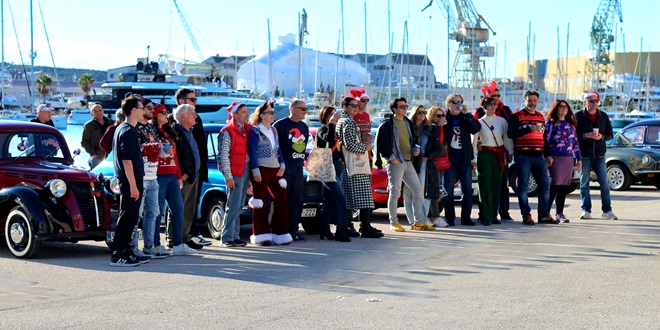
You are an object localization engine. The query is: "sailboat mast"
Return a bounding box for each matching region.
[364,2,368,87]
[334,29,339,106]
[267,18,272,93]
[1,0,4,110]
[30,0,35,111]
[37,0,63,104]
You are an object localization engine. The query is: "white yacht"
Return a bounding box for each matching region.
[68,109,91,125]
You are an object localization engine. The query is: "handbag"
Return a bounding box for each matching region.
[306,134,336,182]
[342,130,371,176]
[433,125,451,171]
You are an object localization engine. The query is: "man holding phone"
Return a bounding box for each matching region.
[575,91,616,220]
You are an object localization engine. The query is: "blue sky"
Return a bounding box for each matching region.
[2,0,657,83]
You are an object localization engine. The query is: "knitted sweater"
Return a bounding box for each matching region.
[248,124,285,177]
[507,109,545,156]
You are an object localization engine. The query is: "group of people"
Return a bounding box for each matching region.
[74,88,213,266]
[46,82,616,267]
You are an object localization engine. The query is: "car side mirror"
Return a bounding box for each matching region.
[72,148,81,156]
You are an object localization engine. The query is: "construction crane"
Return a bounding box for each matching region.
[585,0,623,92]
[173,0,205,63]
[423,0,496,88]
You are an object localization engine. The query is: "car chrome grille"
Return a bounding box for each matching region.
[69,181,105,230]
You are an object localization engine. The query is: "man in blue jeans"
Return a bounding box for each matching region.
[218,101,251,247]
[575,91,616,220]
[507,91,555,225]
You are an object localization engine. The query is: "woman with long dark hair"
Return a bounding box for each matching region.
[315,106,352,242]
[545,99,582,223]
[473,97,513,226]
[150,104,196,255]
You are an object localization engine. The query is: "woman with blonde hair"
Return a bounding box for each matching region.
[402,105,444,227]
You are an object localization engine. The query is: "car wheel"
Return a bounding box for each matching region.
[606,164,632,191]
[206,196,227,240]
[5,206,42,258]
[509,173,539,197]
[301,216,321,235]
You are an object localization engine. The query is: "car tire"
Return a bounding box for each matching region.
[509,173,539,197]
[5,206,42,258]
[301,216,321,235]
[206,196,227,240]
[606,164,632,191]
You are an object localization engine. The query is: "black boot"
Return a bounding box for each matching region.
[345,222,360,237]
[320,224,335,240]
[359,209,383,238]
[334,225,352,242]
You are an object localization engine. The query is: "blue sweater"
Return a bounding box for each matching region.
[248,125,285,177]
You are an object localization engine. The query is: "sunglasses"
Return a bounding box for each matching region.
[436,114,445,118]
[450,100,461,104]
[416,111,427,115]
[347,104,359,108]
[145,105,153,110]
[397,104,409,109]
[492,94,501,97]
[587,99,599,104]
[361,99,370,103]
[262,110,275,115]
[182,97,198,102]
[294,106,308,111]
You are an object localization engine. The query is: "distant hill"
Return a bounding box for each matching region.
[1,63,106,83]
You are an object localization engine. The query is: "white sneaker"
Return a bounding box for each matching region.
[579,211,591,219]
[432,218,449,228]
[156,245,173,256]
[191,235,213,246]
[172,243,197,255]
[143,246,169,259]
[602,211,618,220]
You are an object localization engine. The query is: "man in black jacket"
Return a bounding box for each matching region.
[171,104,205,249]
[174,88,212,247]
[375,97,434,232]
[575,91,616,220]
[443,93,481,226]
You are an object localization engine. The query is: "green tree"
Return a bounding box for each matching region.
[35,73,53,103]
[78,73,96,99]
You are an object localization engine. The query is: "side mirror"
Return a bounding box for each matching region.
[72,148,81,156]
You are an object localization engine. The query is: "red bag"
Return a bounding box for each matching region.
[433,125,450,171]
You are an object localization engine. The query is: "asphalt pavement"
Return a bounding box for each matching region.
[1,185,659,329]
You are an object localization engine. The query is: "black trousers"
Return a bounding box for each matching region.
[284,166,304,235]
[114,179,144,252]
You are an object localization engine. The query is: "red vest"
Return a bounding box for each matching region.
[221,120,252,177]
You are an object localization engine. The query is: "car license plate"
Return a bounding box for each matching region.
[301,208,317,217]
[106,229,143,243]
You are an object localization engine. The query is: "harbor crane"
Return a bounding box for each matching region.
[585,0,623,92]
[173,0,205,63]
[423,0,496,88]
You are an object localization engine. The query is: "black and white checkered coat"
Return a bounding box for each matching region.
[336,112,374,210]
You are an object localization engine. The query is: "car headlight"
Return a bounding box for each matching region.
[642,155,655,166]
[109,177,121,195]
[47,179,67,198]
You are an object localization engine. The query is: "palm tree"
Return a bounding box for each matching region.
[35,73,53,103]
[78,73,96,100]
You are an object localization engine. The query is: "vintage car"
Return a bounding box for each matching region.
[0,121,109,258]
[93,123,324,239]
[601,119,660,190]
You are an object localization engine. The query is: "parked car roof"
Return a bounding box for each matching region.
[622,119,660,130]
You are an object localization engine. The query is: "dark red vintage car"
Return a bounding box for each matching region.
[0,121,109,258]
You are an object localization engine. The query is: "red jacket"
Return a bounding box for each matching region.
[221,119,252,177]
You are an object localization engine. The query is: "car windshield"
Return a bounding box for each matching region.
[0,132,65,160]
[610,133,634,147]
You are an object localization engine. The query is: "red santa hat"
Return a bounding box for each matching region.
[151,103,166,117]
[480,81,498,97]
[349,88,369,100]
[585,91,600,100]
[226,101,245,122]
